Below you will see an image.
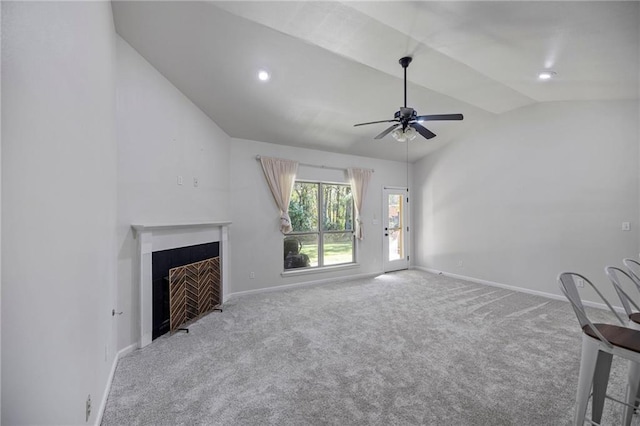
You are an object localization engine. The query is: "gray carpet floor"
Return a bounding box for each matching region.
[102,270,640,425]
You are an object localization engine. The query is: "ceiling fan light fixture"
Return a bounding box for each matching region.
[390,128,404,142]
[405,126,418,141]
[391,126,417,142]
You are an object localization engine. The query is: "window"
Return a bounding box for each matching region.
[284,181,355,270]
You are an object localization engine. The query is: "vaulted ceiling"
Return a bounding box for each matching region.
[112,1,639,162]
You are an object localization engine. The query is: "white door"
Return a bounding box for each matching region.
[383,188,409,272]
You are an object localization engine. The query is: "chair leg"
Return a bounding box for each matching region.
[576,336,601,426]
[623,360,640,426]
[592,351,613,424]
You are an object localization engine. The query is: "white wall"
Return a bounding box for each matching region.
[116,36,231,349]
[2,2,117,424]
[413,100,640,303]
[229,138,410,294]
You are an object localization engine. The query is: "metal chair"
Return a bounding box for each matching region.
[605,266,640,327]
[558,272,640,426]
[605,266,640,424]
[623,258,640,287]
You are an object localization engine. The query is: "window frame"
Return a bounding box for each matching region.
[284,179,356,271]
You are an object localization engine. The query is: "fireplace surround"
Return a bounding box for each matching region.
[132,221,231,348]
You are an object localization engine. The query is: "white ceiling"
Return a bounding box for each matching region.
[112,1,639,162]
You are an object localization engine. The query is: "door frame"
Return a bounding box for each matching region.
[382,186,410,272]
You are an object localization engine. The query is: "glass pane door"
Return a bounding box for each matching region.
[383,188,409,272]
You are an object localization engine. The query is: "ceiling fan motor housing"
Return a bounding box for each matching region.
[394,108,417,130]
[396,108,416,120]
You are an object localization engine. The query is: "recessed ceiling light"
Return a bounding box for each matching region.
[258,69,270,82]
[538,71,556,80]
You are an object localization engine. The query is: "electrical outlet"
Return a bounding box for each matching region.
[86,394,91,422]
[576,278,585,288]
[457,260,464,268]
[622,222,631,231]
[249,272,255,279]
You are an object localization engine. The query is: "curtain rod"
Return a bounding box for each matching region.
[255,155,374,173]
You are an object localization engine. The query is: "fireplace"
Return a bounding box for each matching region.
[132,221,231,348]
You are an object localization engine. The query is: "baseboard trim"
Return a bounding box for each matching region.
[414,266,625,314]
[227,271,383,300]
[95,343,137,426]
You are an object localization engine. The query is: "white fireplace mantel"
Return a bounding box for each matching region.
[131,221,232,233]
[132,221,231,348]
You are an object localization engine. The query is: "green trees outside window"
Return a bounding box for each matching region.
[284,181,355,270]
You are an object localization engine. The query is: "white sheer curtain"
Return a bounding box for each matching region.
[347,168,373,240]
[260,156,299,234]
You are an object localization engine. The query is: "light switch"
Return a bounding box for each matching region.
[193,177,199,187]
[177,175,183,186]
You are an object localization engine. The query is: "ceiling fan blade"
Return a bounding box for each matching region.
[374,124,400,140]
[354,119,398,127]
[410,123,436,140]
[415,113,464,122]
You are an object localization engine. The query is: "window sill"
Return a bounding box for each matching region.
[281,263,359,277]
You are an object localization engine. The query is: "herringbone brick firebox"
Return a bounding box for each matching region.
[168,257,221,333]
[151,241,220,340]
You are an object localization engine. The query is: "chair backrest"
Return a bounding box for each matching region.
[605,266,640,317]
[623,258,640,287]
[558,272,624,348]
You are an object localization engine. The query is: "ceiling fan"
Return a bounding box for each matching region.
[354,56,463,141]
